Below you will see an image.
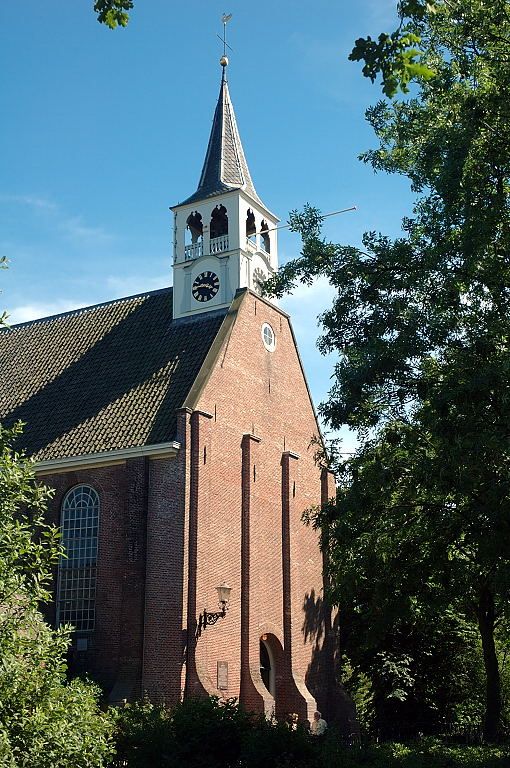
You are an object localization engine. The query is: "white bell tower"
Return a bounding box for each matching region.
[171,57,279,321]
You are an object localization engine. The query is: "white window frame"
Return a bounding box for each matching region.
[261,322,276,352]
[56,485,99,632]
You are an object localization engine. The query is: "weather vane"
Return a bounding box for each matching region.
[218,13,233,60]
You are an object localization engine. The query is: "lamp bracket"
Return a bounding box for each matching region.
[196,603,227,639]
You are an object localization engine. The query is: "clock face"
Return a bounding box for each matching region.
[192,271,220,303]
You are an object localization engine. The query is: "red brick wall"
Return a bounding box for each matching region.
[39,291,348,723]
[189,292,327,719]
[42,460,148,697]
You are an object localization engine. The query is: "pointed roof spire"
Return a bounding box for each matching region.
[179,58,263,207]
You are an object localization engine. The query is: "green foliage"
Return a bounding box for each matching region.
[319,737,510,768]
[111,696,316,768]
[347,1,510,98]
[265,0,510,742]
[111,697,510,768]
[241,715,315,768]
[0,422,114,766]
[0,422,60,609]
[350,30,434,97]
[94,0,133,28]
[110,698,174,768]
[340,657,375,737]
[338,609,492,739]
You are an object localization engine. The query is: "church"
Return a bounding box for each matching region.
[0,55,351,725]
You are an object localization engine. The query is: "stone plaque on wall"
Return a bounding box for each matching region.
[217,660,228,690]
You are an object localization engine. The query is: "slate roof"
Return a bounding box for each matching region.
[178,67,264,207]
[0,288,226,461]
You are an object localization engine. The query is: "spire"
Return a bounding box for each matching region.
[179,59,263,207]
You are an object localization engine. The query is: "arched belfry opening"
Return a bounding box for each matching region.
[186,211,203,244]
[210,204,229,255]
[210,204,228,238]
[246,209,256,245]
[185,211,203,260]
[261,220,270,254]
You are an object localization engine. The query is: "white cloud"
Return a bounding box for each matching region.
[0,194,58,212]
[105,273,170,297]
[59,216,114,244]
[1,193,116,246]
[6,300,87,325]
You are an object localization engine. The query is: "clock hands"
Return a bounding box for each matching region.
[192,271,220,303]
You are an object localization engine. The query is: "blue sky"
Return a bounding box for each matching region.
[1,0,414,449]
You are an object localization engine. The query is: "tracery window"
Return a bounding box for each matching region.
[260,220,270,253]
[246,209,256,243]
[57,485,99,631]
[186,211,203,244]
[210,204,228,239]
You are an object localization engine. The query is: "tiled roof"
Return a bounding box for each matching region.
[178,68,264,207]
[0,288,226,461]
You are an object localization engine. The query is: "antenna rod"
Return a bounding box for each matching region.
[263,206,357,234]
[171,206,356,236]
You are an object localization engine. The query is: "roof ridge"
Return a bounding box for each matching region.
[3,286,172,330]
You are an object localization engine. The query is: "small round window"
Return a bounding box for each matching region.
[261,322,276,352]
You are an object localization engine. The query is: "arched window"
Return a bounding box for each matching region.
[210,204,228,239]
[260,639,276,696]
[210,204,229,254]
[260,220,270,254]
[57,485,99,631]
[186,211,203,244]
[246,209,256,244]
[185,211,203,260]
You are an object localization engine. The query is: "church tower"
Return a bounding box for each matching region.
[171,57,279,320]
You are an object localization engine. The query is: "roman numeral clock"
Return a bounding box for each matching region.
[192,271,220,303]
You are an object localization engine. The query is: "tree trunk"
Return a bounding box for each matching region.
[476,586,501,742]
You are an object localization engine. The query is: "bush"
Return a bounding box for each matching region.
[0,422,114,767]
[110,698,174,768]
[242,718,316,768]
[112,696,319,768]
[318,737,510,768]
[110,696,510,768]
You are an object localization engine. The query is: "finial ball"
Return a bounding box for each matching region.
[220,55,229,68]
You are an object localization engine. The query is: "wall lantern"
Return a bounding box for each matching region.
[197,583,231,638]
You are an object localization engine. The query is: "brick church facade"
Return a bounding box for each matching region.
[0,57,352,725]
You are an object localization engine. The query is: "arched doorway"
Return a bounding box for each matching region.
[260,637,276,697]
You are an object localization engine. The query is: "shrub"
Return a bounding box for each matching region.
[110,696,510,768]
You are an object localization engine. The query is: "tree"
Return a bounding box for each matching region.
[266,0,510,741]
[94,0,133,29]
[0,290,114,767]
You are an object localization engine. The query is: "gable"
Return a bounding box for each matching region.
[186,289,324,456]
[0,288,226,461]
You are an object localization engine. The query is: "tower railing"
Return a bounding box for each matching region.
[210,234,229,254]
[184,242,203,261]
